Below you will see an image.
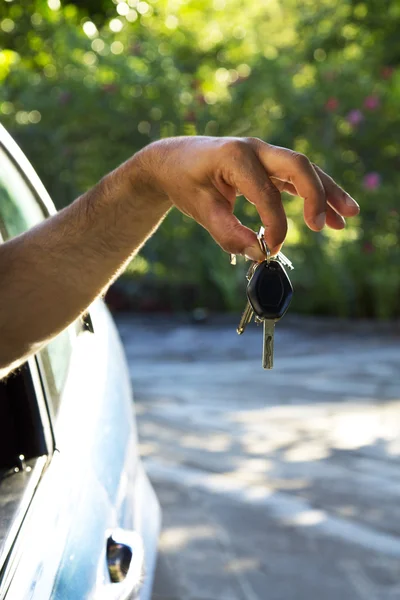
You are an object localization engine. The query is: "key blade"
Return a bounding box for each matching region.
[237,300,254,335]
[276,251,294,270]
[262,320,275,369]
[246,261,257,281]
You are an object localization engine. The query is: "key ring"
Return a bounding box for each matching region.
[257,226,270,263]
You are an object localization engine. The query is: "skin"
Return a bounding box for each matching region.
[0,136,359,378]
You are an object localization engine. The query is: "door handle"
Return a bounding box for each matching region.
[106,529,145,598]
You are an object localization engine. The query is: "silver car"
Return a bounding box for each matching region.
[0,123,161,600]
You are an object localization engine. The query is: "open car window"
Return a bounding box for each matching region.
[0,359,50,577]
[38,331,73,417]
[0,143,74,418]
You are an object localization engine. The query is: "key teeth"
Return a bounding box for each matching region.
[262,321,275,370]
[276,251,294,271]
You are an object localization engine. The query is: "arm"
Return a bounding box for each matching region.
[0,136,359,378]
[0,152,170,376]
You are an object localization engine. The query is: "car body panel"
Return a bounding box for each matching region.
[2,302,160,600]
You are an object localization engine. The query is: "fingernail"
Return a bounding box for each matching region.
[244,245,264,262]
[313,212,326,230]
[345,195,360,209]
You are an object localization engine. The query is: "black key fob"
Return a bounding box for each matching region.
[247,260,293,320]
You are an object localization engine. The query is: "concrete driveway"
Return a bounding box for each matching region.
[115,314,400,600]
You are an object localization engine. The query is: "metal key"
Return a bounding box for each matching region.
[237,300,253,335]
[236,262,257,334]
[255,227,293,367]
[247,258,293,369]
[262,320,275,369]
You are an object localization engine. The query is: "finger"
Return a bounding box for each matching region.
[194,193,265,261]
[313,164,360,217]
[250,140,327,232]
[326,205,346,229]
[221,143,287,254]
[271,158,359,219]
[272,177,346,230]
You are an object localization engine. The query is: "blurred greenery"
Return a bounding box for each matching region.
[1,0,399,317]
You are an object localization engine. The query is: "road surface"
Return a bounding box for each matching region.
[115,314,400,600]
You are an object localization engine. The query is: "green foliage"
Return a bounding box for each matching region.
[1,0,399,317]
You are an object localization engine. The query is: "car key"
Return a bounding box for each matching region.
[237,262,257,334]
[237,300,254,335]
[232,226,294,368]
[247,259,293,369]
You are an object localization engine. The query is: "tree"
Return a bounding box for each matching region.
[1,0,399,316]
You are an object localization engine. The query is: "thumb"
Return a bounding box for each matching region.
[200,199,265,261]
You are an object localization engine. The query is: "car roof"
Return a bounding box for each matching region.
[0,121,57,216]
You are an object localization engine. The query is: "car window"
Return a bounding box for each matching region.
[0,143,73,416]
[38,331,73,415]
[0,146,45,238]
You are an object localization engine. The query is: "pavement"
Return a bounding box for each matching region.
[115,314,400,600]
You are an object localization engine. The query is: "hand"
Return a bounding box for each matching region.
[134,136,360,261]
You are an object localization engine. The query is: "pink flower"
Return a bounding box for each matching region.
[364,95,380,110]
[102,84,118,94]
[363,242,375,254]
[363,172,381,190]
[325,97,339,111]
[346,109,364,126]
[184,110,196,122]
[196,94,206,105]
[381,66,394,80]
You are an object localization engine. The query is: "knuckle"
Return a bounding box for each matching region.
[244,136,263,146]
[217,224,244,255]
[224,138,247,159]
[218,233,242,255]
[291,151,311,170]
[259,181,281,203]
[220,239,242,255]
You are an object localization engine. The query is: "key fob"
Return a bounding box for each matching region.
[247,260,293,320]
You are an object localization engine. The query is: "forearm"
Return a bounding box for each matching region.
[0,153,170,376]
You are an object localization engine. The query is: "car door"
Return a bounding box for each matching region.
[0,124,159,600]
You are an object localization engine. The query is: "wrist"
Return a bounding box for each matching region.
[125,142,173,211]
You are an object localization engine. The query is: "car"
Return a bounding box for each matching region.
[0,122,161,600]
